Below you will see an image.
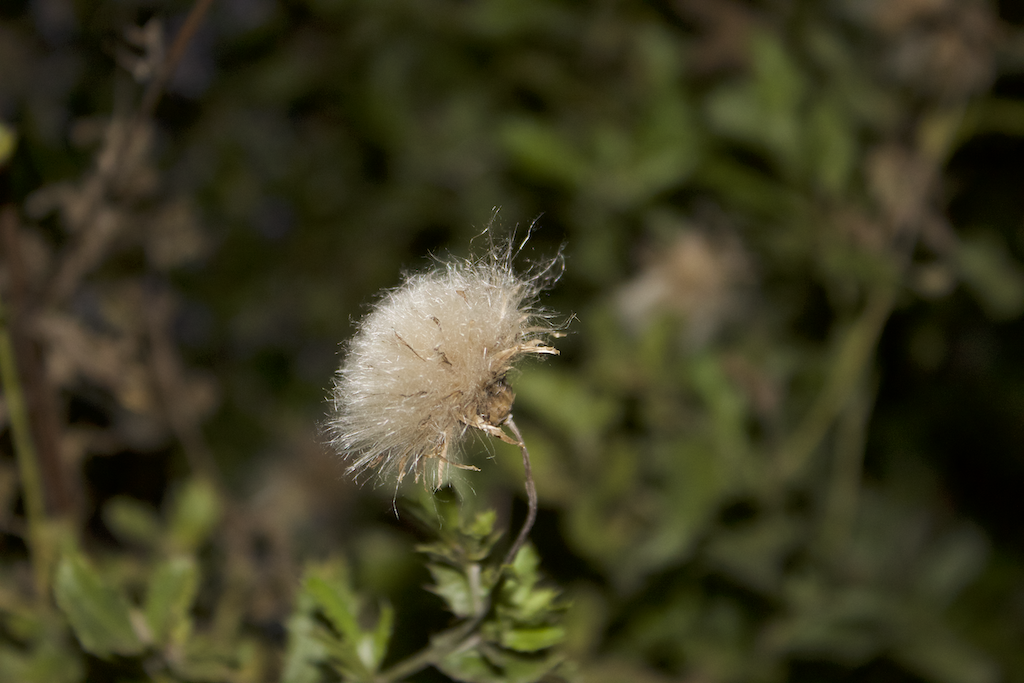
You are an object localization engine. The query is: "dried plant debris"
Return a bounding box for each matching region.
[616,225,752,349]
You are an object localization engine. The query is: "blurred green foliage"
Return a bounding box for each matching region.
[2,0,1024,682]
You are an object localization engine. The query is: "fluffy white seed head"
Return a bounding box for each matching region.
[328,236,562,490]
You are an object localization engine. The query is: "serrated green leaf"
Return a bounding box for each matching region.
[54,554,144,658]
[144,556,199,647]
[103,496,163,549]
[439,647,505,683]
[503,586,561,624]
[468,510,497,539]
[427,564,478,618]
[440,642,565,683]
[304,575,361,643]
[508,543,540,580]
[167,479,222,552]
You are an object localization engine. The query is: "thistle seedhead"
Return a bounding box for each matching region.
[328,232,562,490]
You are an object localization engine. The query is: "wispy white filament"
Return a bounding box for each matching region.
[328,238,561,489]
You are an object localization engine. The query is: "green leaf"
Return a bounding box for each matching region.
[281,591,327,683]
[441,646,565,683]
[956,232,1024,320]
[427,564,478,618]
[807,97,856,195]
[500,625,565,652]
[299,565,392,678]
[439,648,505,683]
[0,122,16,166]
[144,556,199,647]
[499,117,589,188]
[894,625,998,683]
[915,526,988,605]
[468,510,497,539]
[167,479,222,552]
[0,640,82,683]
[512,369,618,447]
[705,515,803,594]
[705,32,807,175]
[54,553,145,658]
[170,632,256,682]
[364,601,393,672]
[508,542,540,581]
[304,574,361,643]
[102,496,162,549]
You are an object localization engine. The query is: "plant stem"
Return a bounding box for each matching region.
[376,614,481,682]
[819,377,876,561]
[776,284,895,484]
[138,0,216,119]
[0,291,48,594]
[502,416,537,568]
[377,416,539,682]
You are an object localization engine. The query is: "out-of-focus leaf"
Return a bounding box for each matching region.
[691,354,749,466]
[54,553,145,658]
[506,572,554,613]
[468,509,497,539]
[0,641,82,683]
[0,122,16,166]
[513,368,618,446]
[620,440,731,582]
[366,602,394,672]
[304,574,361,643]
[300,564,392,678]
[956,232,1024,320]
[705,515,804,594]
[807,97,857,195]
[915,525,988,604]
[770,579,891,665]
[281,591,326,683]
[102,496,162,549]
[427,563,478,618]
[144,556,199,648]
[705,32,806,174]
[439,648,505,683]
[170,632,258,682]
[439,645,564,683]
[561,583,608,659]
[500,117,589,188]
[167,478,222,552]
[894,625,999,683]
[696,157,807,221]
[499,625,565,652]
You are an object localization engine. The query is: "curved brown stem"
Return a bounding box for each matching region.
[501,415,537,568]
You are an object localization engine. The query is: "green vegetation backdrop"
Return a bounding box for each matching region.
[1,0,1024,681]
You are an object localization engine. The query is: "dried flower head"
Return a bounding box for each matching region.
[328,232,562,489]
